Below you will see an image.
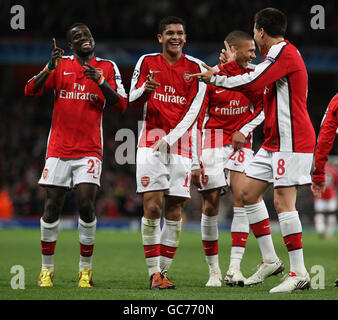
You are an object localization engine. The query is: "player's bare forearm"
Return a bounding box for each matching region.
[99,81,121,107]
[31,71,52,92]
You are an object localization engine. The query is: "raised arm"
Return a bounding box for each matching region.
[25,38,64,96]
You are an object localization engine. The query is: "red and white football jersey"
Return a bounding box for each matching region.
[198,61,264,149]
[129,53,207,158]
[210,40,316,154]
[313,94,338,183]
[25,55,127,160]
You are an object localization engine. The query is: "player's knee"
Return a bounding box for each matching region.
[203,203,218,216]
[144,201,162,218]
[78,199,95,223]
[232,194,244,208]
[241,188,252,206]
[43,201,61,223]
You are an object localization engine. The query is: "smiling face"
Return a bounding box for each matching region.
[68,25,95,57]
[235,39,256,69]
[157,24,186,59]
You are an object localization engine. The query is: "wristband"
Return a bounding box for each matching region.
[44,60,56,74]
[97,74,105,86]
[47,60,56,71]
[44,65,53,74]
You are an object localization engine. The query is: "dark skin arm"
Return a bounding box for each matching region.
[83,62,121,107]
[33,38,64,92]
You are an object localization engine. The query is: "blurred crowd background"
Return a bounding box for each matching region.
[0,0,338,226]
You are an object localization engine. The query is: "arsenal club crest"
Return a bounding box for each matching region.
[141,176,150,187]
[183,71,192,82]
[202,175,208,185]
[43,168,48,180]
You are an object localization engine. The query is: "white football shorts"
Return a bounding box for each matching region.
[136,147,192,198]
[198,146,254,191]
[245,148,313,188]
[38,156,102,188]
[314,198,337,213]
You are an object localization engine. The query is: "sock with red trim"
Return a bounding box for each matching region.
[245,200,278,263]
[142,217,161,276]
[201,214,220,272]
[40,217,60,272]
[230,207,249,269]
[278,211,307,276]
[160,218,182,273]
[78,218,96,272]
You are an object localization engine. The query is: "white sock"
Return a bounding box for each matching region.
[160,218,182,273]
[141,217,161,276]
[230,207,249,269]
[78,218,96,271]
[245,201,278,263]
[201,214,220,272]
[278,211,307,276]
[40,218,60,272]
[327,214,337,238]
[314,213,325,235]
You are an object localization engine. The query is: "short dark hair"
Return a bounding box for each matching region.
[225,30,253,47]
[158,16,186,34]
[254,8,287,37]
[67,22,89,42]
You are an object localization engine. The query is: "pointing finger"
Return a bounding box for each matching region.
[52,38,56,49]
[201,63,214,71]
[189,73,202,78]
[224,40,231,52]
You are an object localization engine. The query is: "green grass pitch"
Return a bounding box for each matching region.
[0,228,337,300]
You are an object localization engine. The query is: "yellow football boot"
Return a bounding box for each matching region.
[78,268,94,288]
[37,269,54,287]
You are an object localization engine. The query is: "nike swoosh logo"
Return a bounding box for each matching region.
[215,90,225,94]
[275,177,281,180]
[63,72,74,75]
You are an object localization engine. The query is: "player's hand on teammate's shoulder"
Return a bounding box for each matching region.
[50,38,64,69]
[144,71,161,93]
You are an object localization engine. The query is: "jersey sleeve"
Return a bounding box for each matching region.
[238,91,265,137]
[209,42,290,93]
[24,67,56,97]
[129,55,151,109]
[313,95,338,183]
[191,85,210,170]
[163,64,207,147]
[106,61,128,114]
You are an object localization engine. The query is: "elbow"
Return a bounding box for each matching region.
[111,96,128,114]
